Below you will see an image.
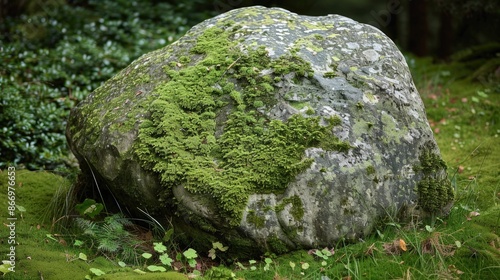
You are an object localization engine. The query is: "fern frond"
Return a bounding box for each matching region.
[97,238,120,253]
[104,213,133,229]
[75,217,97,237]
[121,245,139,263]
[75,214,144,265]
[114,214,133,226]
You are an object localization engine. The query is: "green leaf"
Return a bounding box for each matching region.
[315,250,325,259]
[0,261,13,274]
[188,258,197,268]
[212,241,228,251]
[79,253,87,261]
[160,254,173,266]
[315,248,332,260]
[425,225,434,232]
[118,261,126,267]
[321,248,332,257]
[455,241,462,248]
[163,228,174,242]
[183,248,198,259]
[236,262,247,270]
[89,268,105,276]
[74,240,84,247]
[289,261,296,270]
[321,261,327,266]
[46,234,58,242]
[15,205,26,212]
[263,258,272,271]
[301,262,310,270]
[154,242,167,253]
[142,252,152,259]
[133,269,146,274]
[477,91,488,98]
[208,248,216,260]
[75,199,104,218]
[147,265,166,272]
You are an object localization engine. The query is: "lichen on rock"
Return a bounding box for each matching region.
[66,6,453,258]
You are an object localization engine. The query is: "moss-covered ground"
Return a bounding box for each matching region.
[1,56,499,279]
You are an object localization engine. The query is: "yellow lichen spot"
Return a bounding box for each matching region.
[362,91,379,104]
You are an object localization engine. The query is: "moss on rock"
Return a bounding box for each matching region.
[246,210,266,228]
[135,26,348,226]
[414,143,454,215]
[275,195,304,221]
[266,235,292,255]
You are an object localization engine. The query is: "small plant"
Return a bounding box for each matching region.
[75,213,143,263]
[143,242,174,272]
[181,248,198,269]
[312,247,335,260]
[263,257,273,271]
[208,241,228,260]
[236,260,257,271]
[0,261,13,275]
[204,266,237,280]
[75,198,104,218]
[85,268,106,280]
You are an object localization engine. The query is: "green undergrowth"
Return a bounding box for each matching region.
[0,0,214,170]
[0,170,190,280]
[136,26,349,226]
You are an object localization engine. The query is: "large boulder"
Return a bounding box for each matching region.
[67,6,453,258]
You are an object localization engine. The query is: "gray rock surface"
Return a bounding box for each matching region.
[67,6,453,258]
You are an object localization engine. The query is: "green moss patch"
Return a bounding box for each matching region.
[246,210,266,228]
[275,195,304,221]
[0,170,95,279]
[135,26,349,226]
[414,144,454,215]
[266,235,291,255]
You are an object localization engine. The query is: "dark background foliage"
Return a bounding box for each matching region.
[0,0,215,169]
[1,0,498,170]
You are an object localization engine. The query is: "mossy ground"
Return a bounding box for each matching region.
[1,58,498,279]
[0,170,92,279]
[0,170,188,280]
